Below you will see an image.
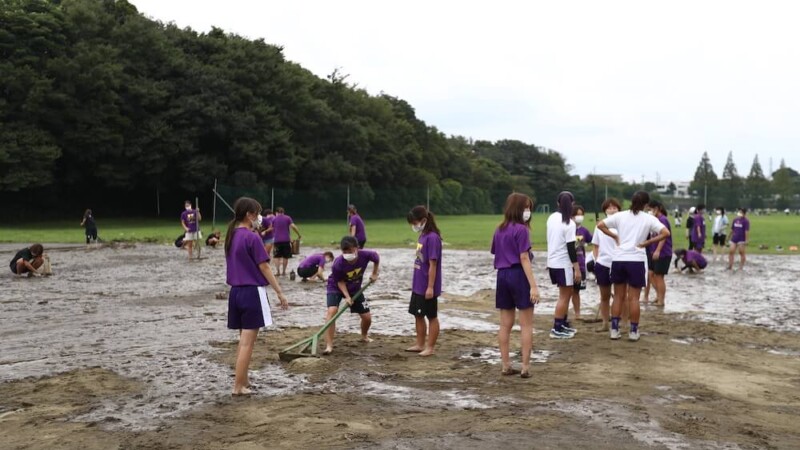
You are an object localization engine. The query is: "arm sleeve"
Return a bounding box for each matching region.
[566,241,578,263]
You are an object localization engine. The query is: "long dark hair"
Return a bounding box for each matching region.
[630,191,650,214]
[83,209,92,219]
[557,191,574,224]
[499,193,533,229]
[407,205,441,236]
[225,197,262,255]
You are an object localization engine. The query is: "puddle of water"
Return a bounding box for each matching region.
[670,337,714,345]
[459,347,553,365]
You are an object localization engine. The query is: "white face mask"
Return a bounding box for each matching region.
[715,211,722,215]
[737,212,744,217]
[574,215,584,224]
[412,220,426,233]
[185,205,191,210]
[647,210,655,216]
[342,252,357,262]
[605,208,618,216]
[522,209,531,222]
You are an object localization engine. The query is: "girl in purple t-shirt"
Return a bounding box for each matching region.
[224,197,288,396]
[647,201,673,307]
[491,193,540,378]
[728,208,751,271]
[405,205,443,357]
[568,205,592,321]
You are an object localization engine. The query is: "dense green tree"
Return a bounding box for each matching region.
[719,151,743,209]
[745,155,769,208]
[690,151,719,205]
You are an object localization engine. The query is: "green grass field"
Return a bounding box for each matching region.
[1,214,798,254]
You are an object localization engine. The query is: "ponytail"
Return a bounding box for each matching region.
[407,205,441,237]
[557,191,574,224]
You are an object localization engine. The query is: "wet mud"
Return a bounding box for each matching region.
[1,244,799,449]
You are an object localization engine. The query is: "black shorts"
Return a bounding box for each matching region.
[713,233,726,246]
[652,257,671,275]
[9,261,18,274]
[297,265,318,279]
[408,293,438,318]
[86,228,97,241]
[358,240,367,249]
[327,292,370,315]
[273,241,293,259]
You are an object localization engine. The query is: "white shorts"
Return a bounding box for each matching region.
[184,232,199,241]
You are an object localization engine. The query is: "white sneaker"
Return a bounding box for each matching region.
[610,329,621,340]
[628,331,640,342]
[550,328,575,339]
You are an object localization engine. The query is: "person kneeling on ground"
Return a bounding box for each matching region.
[9,244,51,277]
[296,251,334,281]
[323,236,380,355]
[674,249,707,273]
[206,230,222,248]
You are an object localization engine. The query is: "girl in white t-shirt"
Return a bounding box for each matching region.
[546,191,582,339]
[591,198,621,332]
[597,191,669,342]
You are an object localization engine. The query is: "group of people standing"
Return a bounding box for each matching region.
[678,205,751,272]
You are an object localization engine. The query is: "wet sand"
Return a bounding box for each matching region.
[1,244,799,449]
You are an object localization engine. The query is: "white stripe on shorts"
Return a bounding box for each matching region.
[564,265,574,286]
[257,286,273,327]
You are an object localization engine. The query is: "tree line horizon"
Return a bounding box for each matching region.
[2,0,798,220]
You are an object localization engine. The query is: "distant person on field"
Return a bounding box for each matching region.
[9,244,51,277]
[711,207,729,262]
[728,208,750,271]
[406,205,443,357]
[673,209,682,228]
[675,249,707,273]
[271,207,301,276]
[80,209,98,245]
[181,200,202,260]
[348,204,368,249]
[205,230,222,248]
[568,205,592,321]
[296,251,334,281]
[260,208,275,257]
[690,204,707,252]
[685,206,696,250]
[592,198,622,332]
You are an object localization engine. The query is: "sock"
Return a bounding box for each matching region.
[611,317,620,330]
[554,318,564,330]
[630,322,638,333]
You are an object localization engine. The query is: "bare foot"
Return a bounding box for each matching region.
[595,324,609,332]
[231,387,253,396]
[405,346,423,352]
[322,347,333,355]
[361,336,373,343]
[418,349,435,357]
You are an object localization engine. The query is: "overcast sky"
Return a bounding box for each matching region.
[131,0,800,183]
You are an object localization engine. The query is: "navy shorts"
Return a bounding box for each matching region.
[495,265,533,310]
[409,293,438,318]
[327,292,370,315]
[610,261,647,288]
[595,262,612,287]
[228,286,272,330]
[548,267,575,287]
[273,241,292,259]
[652,257,671,275]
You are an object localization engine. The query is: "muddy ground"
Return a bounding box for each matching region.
[1,244,799,449]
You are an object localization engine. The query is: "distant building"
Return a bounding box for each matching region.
[655,180,692,198]
[593,174,624,183]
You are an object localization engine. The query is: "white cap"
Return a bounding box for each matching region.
[689,207,696,213]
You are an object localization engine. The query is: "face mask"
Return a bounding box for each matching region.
[647,210,655,216]
[412,220,426,233]
[185,205,191,210]
[342,253,357,262]
[715,211,721,215]
[256,214,263,227]
[574,215,584,224]
[523,210,531,222]
[737,212,744,217]
[605,209,618,216]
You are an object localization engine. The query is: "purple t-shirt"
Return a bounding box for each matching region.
[648,215,673,259]
[575,226,593,272]
[685,249,707,269]
[181,209,199,232]
[299,253,327,270]
[272,214,293,243]
[491,223,533,270]
[691,213,706,244]
[226,227,271,286]
[261,215,274,240]
[730,216,750,243]
[326,249,380,295]
[349,214,367,242]
[412,232,442,296]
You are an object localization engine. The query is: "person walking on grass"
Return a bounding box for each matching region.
[80,209,98,246]
[546,191,581,339]
[591,198,621,332]
[491,193,540,378]
[597,191,669,342]
[271,207,301,276]
[296,252,334,282]
[405,205,443,357]
[224,197,288,396]
[728,208,750,271]
[348,205,368,249]
[181,200,202,260]
[323,236,380,355]
[568,204,592,321]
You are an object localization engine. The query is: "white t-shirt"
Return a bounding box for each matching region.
[546,212,577,269]
[601,210,666,262]
[712,214,729,234]
[591,225,617,267]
